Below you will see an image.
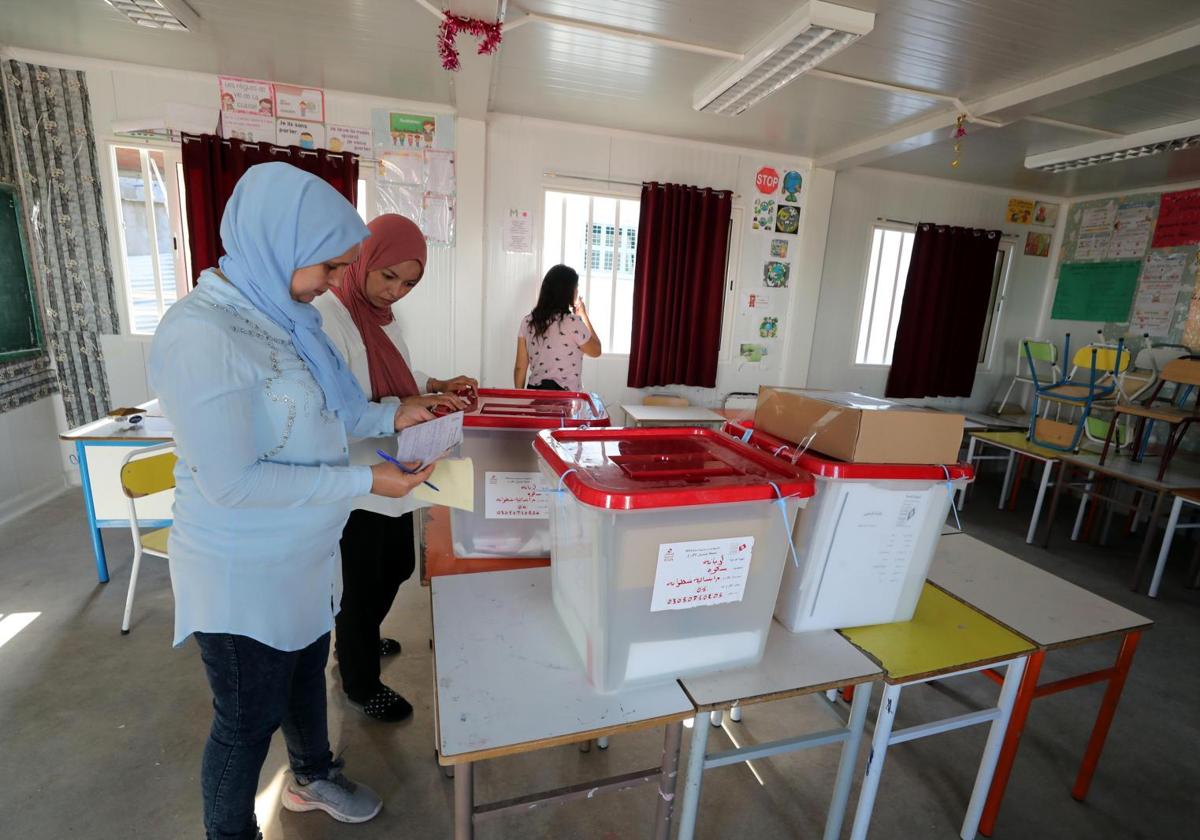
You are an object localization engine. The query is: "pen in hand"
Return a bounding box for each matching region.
[376,449,440,492]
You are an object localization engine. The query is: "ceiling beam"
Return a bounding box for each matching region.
[816,17,1200,170]
[443,0,505,121]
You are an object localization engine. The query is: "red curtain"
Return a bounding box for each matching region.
[885,223,1002,399]
[627,182,732,388]
[179,133,360,285]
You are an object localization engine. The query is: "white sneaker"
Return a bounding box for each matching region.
[281,767,382,824]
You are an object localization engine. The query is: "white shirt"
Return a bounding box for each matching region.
[315,292,431,517]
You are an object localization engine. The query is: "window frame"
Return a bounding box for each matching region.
[852,222,915,369]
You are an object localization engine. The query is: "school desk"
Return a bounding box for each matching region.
[1148,488,1200,597]
[1040,448,1200,589]
[431,567,693,840]
[927,535,1152,836]
[619,404,727,429]
[673,625,882,840]
[59,400,174,583]
[959,431,1064,544]
[840,583,1035,840]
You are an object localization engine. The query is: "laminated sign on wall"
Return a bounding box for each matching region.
[650,537,754,612]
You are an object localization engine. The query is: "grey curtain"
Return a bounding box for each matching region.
[4,61,119,426]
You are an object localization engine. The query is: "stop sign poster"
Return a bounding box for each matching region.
[756,167,779,194]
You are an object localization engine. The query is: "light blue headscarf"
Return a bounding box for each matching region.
[218,162,370,418]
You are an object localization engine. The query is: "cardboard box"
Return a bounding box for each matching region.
[754,388,964,464]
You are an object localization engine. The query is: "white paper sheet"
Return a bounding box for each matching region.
[484,471,551,519]
[377,150,424,185]
[394,411,464,467]
[1075,202,1116,260]
[502,209,533,253]
[1106,199,1157,260]
[424,149,456,194]
[424,194,454,245]
[650,537,755,612]
[1130,252,1188,335]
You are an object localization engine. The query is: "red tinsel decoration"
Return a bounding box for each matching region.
[438,12,503,71]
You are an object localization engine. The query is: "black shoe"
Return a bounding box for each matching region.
[379,638,401,657]
[355,686,413,722]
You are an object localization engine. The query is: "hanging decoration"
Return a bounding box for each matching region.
[437,12,503,71]
[951,113,967,169]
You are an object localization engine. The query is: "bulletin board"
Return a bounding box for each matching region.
[1054,187,1200,350]
[0,184,42,360]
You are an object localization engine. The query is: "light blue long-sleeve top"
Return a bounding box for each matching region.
[148,271,396,651]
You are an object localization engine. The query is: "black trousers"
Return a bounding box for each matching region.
[335,509,415,702]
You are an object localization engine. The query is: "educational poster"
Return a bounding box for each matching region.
[650,536,755,612]
[1152,187,1200,248]
[775,204,800,234]
[1025,231,1051,257]
[502,208,533,253]
[377,150,424,184]
[763,261,790,288]
[1074,201,1118,260]
[752,198,775,230]
[424,149,456,194]
[275,119,324,150]
[1051,261,1140,321]
[221,112,274,143]
[758,316,779,339]
[1130,252,1189,336]
[781,170,803,202]
[377,112,437,149]
[1106,198,1157,259]
[769,238,789,258]
[326,124,372,156]
[484,472,550,520]
[218,76,273,115]
[1181,252,1200,348]
[273,84,325,122]
[1006,198,1034,225]
[1033,201,1059,227]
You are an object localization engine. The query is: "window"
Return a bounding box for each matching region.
[356,178,368,222]
[111,145,190,334]
[542,190,640,354]
[854,224,1010,368]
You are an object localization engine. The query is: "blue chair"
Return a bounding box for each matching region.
[1025,333,1128,452]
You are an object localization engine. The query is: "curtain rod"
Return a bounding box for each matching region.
[181,133,349,162]
[545,171,739,198]
[877,216,1020,240]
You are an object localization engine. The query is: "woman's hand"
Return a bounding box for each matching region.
[393,402,435,431]
[428,375,479,394]
[403,393,467,411]
[370,461,435,498]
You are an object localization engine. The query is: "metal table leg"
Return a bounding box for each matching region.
[999,450,1017,511]
[1072,631,1142,801]
[652,722,683,840]
[824,681,872,840]
[675,716,711,840]
[1149,495,1183,597]
[1027,460,1055,544]
[849,683,903,840]
[1132,491,1169,588]
[979,650,1045,837]
[454,761,474,840]
[960,656,1028,840]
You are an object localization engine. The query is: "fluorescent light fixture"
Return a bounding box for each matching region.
[103,0,199,32]
[694,0,875,116]
[1025,118,1200,173]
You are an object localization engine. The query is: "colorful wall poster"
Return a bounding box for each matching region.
[1152,187,1200,248]
[775,204,800,234]
[781,170,803,202]
[275,119,324,150]
[326,124,372,157]
[752,199,775,230]
[1074,201,1117,260]
[218,76,274,115]
[273,84,325,123]
[1050,261,1141,321]
[221,112,274,143]
[739,343,768,363]
[1106,198,1157,259]
[755,167,780,194]
[758,316,779,339]
[1025,231,1051,257]
[1006,198,1035,225]
[763,261,790,288]
[381,113,437,149]
[503,208,533,254]
[769,238,789,258]
[1033,201,1059,227]
[1130,252,1188,336]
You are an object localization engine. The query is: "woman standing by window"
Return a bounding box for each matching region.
[513,264,602,390]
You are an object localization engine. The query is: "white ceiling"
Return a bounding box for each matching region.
[3,0,1200,195]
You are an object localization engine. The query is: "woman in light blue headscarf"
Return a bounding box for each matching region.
[149,162,434,840]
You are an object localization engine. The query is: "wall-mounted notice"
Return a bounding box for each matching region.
[219,76,274,115]
[1130,252,1188,336]
[326,124,372,157]
[503,208,533,253]
[222,112,274,143]
[377,150,424,185]
[1033,201,1059,227]
[1051,261,1141,322]
[425,149,456,194]
[1006,198,1034,225]
[740,291,773,315]
[273,84,324,122]
[275,119,324,150]
[424,194,455,246]
[485,471,550,520]
[650,536,755,612]
[1075,201,1117,260]
[1025,231,1051,257]
[1107,198,1157,259]
[1152,187,1200,248]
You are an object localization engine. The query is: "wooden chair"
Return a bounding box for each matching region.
[119,443,176,634]
[1099,358,1200,480]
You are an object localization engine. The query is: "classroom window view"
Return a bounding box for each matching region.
[112,145,190,334]
[542,190,640,354]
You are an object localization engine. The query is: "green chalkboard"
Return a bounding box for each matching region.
[0,183,41,359]
[1051,261,1141,322]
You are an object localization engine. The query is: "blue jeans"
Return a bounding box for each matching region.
[194,631,335,840]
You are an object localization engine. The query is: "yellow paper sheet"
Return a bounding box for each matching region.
[412,457,474,512]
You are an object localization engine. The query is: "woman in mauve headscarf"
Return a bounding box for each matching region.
[149,163,435,839]
[316,213,477,722]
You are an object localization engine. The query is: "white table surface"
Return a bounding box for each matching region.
[431,568,694,764]
[620,404,726,424]
[1059,449,1200,492]
[679,623,881,712]
[60,399,173,441]
[929,535,1151,649]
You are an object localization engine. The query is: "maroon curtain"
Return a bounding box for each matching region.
[627,182,732,388]
[179,133,359,285]
[885,223,1001,398]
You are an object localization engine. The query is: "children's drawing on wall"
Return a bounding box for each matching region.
[1006,197,1034,225]
[769,238,789,258]
[739,343,768,363]
[758,316,779,339]
[775,204,800,234]
[753,199,776,230]
[763,261,790,288]
[1033,201,1059,227]
[781,170,802,202]
[1024,232,1051,257]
